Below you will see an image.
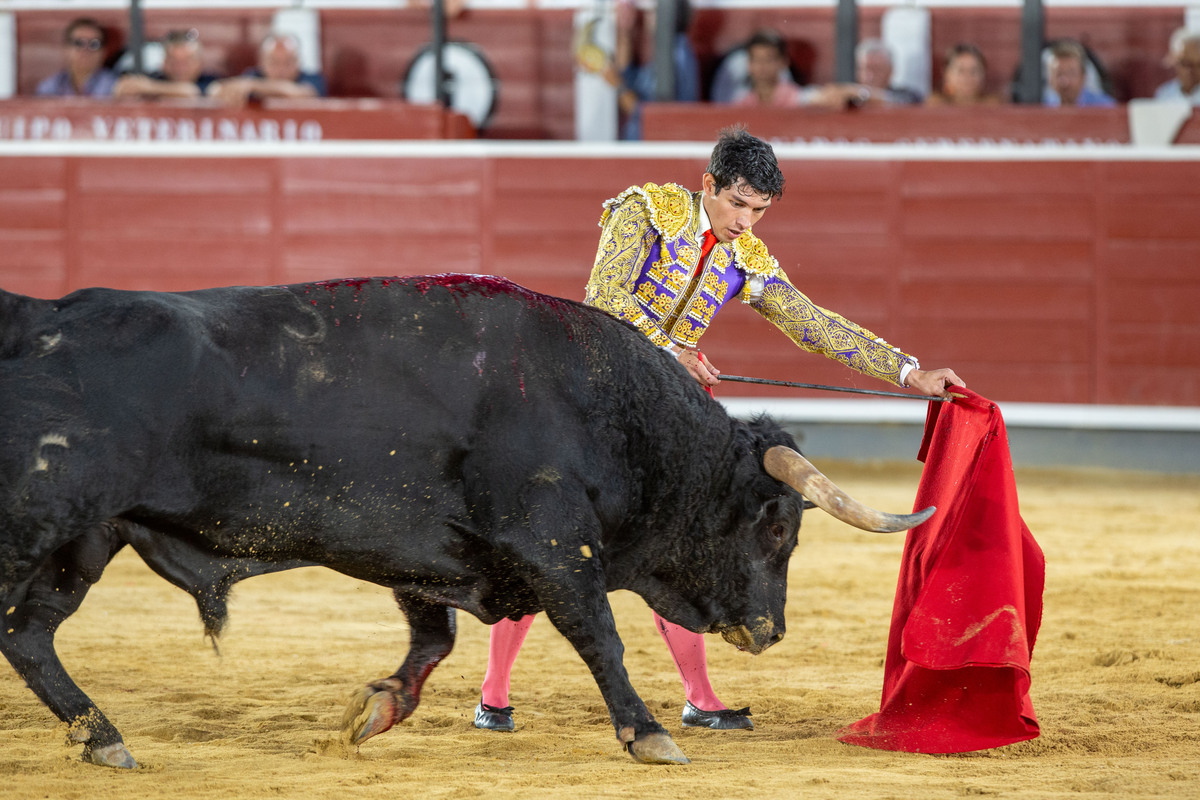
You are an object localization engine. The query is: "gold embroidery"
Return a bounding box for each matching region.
[641,182,693,240]
[600,183,693,242]
[673,319,700,348]
[687,295,716,327]
[635,281,659,305]
[650,289,674,317]
[713,248,733,274]
[587,191,673,347]
[733,231,779,277]
[663,268,689,293]
[676,243,699,267]
[752,278,912,384]
[647,252,674,283]
[702,271,729,299]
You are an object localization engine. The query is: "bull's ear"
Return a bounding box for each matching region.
[802,499,817,511]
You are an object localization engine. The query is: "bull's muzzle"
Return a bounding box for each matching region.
[763,446,935,533]
[719,617,782,655]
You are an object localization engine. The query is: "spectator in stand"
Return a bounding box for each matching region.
[1155,30,1200,104]
[926,43,1002,106]
[732,29,804,108]
[1042,39,1115,107]
[113,29,220,100]
[35,17,118,97]
[854,38,922,105]
[611,0,699,140]
[732,29,870,111]
[207,33,327,107]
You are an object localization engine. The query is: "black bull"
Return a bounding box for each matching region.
[0,275,933,767]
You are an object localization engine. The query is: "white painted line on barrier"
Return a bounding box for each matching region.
[2,139,1200,161]
[719,398,1200,432]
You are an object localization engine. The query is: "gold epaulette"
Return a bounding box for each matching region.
[600,182,694,241]
[732,230,780,277]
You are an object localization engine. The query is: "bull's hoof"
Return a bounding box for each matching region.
[341,686,399,746]
[627,732,690,765]
[85,741,138,769]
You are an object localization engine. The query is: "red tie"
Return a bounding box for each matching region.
[697,229,718,275]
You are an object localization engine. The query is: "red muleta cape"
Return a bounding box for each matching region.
[837,388,1045,753]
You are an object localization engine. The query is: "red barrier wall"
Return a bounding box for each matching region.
[642,103,1188,145]
[3,147,1198,408]
[0,98,475,141]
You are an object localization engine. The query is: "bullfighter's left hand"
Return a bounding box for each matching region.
[904,367,966,398]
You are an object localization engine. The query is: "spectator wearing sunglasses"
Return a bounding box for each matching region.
[114,29,221,99]
[36,17,118,97]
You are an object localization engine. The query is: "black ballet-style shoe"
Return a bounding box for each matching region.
[681,701,754,730]
[474,702,516,732]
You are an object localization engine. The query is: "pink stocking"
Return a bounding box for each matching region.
[653,611,726,711]
[479,614,536,708]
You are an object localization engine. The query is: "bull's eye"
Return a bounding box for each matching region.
[768,522,787,542]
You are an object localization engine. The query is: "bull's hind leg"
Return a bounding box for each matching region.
[341,594,455,746]
[0,523,138,768]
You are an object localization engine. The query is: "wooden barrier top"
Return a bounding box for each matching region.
[0,98,476,142]
[642,103,1200,147]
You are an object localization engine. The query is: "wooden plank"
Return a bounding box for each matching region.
[903,240,1094,282]
[1105,198,1200,241]
[77,194,271,236]
[894,319,1090,364]
[1103,281,1200,325]
[1107,323,1200,364]
[77,158,273,194]
[901,196,1095,240]
[899,161,1097,196]
[1100,241,1200,283]
[282,193,480,235]
[899,280,1092,321]
[0,190,64,230]
[1100,368,1200,406]
[74,237,275,292]
[0,157,65,188]
[281,235,482,282]
[0,231,65,298]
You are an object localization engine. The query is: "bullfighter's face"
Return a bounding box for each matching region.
[701,174,772,243]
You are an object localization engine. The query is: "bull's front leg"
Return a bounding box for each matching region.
[341,594,455,746]
[531,568,689,765]
[0,523,136,768]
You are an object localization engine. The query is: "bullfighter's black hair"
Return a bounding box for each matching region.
[705,127,785,200]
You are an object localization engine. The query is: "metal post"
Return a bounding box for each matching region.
[834,0,858,83]
[1016,0,1045,104]
[432,0,449,108]
[653,0,677,102]
[128,0,144,73]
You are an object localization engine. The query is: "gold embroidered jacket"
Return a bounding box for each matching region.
[583,182,917,385]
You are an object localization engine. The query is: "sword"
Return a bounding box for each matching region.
[718,374,954,402]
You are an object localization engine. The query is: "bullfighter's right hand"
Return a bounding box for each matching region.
[677,349,721,388]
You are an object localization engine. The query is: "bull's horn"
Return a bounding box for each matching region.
[763,446,935,533]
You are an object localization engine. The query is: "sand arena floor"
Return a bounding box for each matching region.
[3,461,1199,800]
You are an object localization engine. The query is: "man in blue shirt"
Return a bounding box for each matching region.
[35,18,118,97]
[1155,31,1200,105]
[207,34,326,106]
[1042,39,1115,108]
[113,29,221,100]
[613,0,699,140]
